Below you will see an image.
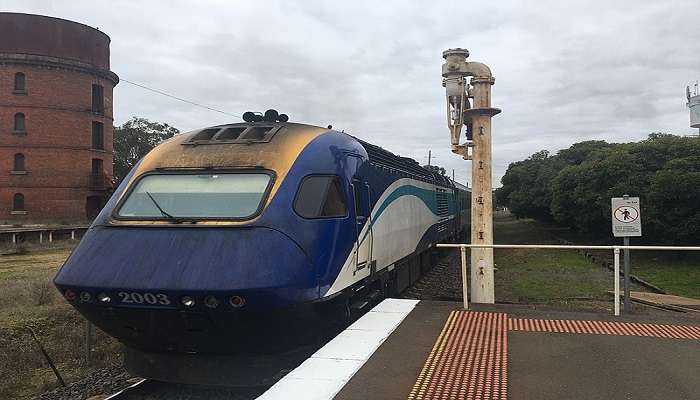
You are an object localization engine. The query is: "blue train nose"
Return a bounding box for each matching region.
[54,226,318,308]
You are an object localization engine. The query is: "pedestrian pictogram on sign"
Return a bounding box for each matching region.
[611,197,642,237]
[614,206,639,223]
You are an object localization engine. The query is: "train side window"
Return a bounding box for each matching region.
[352,180,361,217]
[294,176,347,218]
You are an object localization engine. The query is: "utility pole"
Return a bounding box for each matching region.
[442,48,500,304]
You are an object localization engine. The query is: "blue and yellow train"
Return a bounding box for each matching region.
[54,114,469,365]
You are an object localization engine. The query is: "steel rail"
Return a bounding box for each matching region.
[103,379,147,399]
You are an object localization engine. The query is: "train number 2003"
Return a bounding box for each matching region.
[118,291,171,305]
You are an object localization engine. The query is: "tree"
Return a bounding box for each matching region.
[647,156,700,244]
[498,150,565,221]
[556,140,614,165]
[113,117,179,183]
[500,133,700,242]
[553,134,700,241]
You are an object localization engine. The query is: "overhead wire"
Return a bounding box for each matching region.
[119,78,242,119]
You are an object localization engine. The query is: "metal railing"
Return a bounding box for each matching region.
[0,226,89,246]
[437,243,700,316]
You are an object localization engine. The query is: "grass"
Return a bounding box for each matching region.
[492,214,700,301]
[495,250,612,303]
[492,214,637,310]
[0,241,121,400]
[528,218,700,299]
[0,241,76,280]
[627,252,700,299]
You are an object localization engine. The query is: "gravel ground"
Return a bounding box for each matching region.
[32,364,272,400]
[34,365,137,400]
[114,381,267,400]
[403,251,464,301]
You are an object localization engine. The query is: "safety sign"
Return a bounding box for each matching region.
[611,197,642,237]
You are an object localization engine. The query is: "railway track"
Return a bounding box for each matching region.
[105,379,269,400]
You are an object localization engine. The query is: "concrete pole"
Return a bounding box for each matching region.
[464,79,498,304]
[442,49,500,304]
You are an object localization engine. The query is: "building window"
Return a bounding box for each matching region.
[13,153,25,171]
[14,113,26,133]
[92,84,104,114]
[92,121,104,149]
[293,175,347,218]
[90,158,104,189]
[13,193,25,211]
[91,158,103,175]
[14,72,26,94]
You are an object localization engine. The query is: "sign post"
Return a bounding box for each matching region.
[611,195,641,313]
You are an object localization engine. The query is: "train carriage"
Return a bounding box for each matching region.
[53,117,469,381]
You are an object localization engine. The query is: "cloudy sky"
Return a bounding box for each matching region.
[6,1,700,185]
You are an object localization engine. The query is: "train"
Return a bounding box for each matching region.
[53,112,470,383]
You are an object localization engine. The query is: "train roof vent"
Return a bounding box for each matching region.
[356,138,435,181]
[184,124,284,145]
[216,126,247,140]
[190,128,220,142]
[244,126,272,140]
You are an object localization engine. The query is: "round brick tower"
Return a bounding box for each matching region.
[0,13,119,225]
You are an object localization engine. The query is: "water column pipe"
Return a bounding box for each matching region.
[442,48,501,304]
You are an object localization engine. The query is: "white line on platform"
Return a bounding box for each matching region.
[256,298,420,400]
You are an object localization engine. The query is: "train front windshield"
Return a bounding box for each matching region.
[116,172,272,220]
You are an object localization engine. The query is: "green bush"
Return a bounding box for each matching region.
[499,134,700,244]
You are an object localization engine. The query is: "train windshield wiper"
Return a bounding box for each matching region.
[144,191,187,223]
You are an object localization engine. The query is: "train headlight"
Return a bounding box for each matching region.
[204,295,219,309]
[181,296,195,308]
[79,292,92,303]
[63,289,77,302]
[229,295,246,308]
[97,293,111,303]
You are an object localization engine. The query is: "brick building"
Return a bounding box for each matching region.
[0,13,119,224]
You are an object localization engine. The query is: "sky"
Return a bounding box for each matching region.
[5,0,700,186]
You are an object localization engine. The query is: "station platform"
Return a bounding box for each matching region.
[259,299,700,400]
